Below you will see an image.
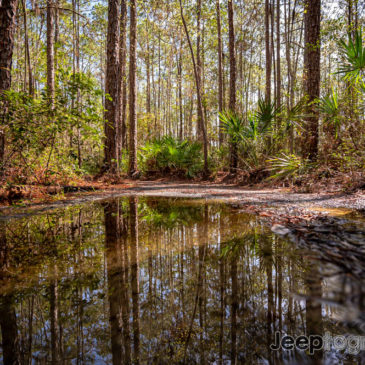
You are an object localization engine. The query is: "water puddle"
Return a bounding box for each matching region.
[0,197,364,364]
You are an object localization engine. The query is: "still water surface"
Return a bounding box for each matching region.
[0,197,364,364]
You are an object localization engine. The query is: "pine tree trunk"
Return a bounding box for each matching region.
[228,0,237,174]
[75,0,81,168]
[47,0,55,107]
[228,0,236,112]
[146,22,151,115]
[128,0,138,176]
[55,0,60,96]
[201,20,208,136]
[216,0,224,146]
[196,0,203,140]
[265,0,271,102]
[276,0,281,111]
[303,0,320,160]
[21,0,33,96]
[104,0,120,173]
[0,0,18,167]
[157,35,161,138]
[269,0,275,154]
[70,0,76,155]
[284,0,295,152]
[178,35,183,140]
[118,0,127,159]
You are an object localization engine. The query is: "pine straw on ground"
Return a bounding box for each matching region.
[213,167,365,193]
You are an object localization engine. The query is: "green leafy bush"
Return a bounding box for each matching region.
[1,70,103,183]
[139,136,203,177]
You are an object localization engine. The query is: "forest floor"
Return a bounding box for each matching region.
[1,179,364,220]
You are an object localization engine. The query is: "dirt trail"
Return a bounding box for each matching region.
[126,181,365,210]
[0,180,364,220]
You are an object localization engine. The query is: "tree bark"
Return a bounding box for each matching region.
[196,0,203,140]
[0,0,18,167]
[21,0,33,96]
[104,0,120,173]
[228,0,236,112]
[128,0,138,176]
[146,22,151,115]
[276,0,281,110]
[47,0,55,107]
[284,0,297,152]
[75,0,81,168]
[55,0,59,70]
[303,0,320,160]
[178,34,183,140]
[265,0,271,102]
[118,0,127,159]
[216,0,224,146]
[228,0,237,173]
[0,0,17,92]
[269,1,275,151]
[157,34,161,138]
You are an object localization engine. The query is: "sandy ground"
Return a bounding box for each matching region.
[1,180,364,220]
[124,181,365,209]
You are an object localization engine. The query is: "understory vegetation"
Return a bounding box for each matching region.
[139,137,203,178]
[2,72,103,185]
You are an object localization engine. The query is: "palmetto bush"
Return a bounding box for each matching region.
[139,136,203,177]
[219,98,281,170]
[267,153,309,179]
[318,88,342,139]
[339,29,365,82]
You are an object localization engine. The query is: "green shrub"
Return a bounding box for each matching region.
[1,70,103,182]
[139,136,203,177]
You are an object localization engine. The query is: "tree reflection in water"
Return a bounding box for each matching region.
[0,221,20,365]
[0,197,364,364]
